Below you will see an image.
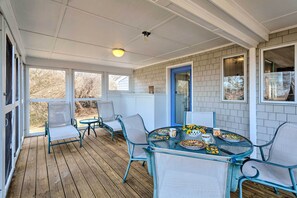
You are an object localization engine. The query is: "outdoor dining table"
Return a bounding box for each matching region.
[147,126,253,192]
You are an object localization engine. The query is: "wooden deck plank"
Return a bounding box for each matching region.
[52,141,80,198]
[36,136,50,197]
[58,141,95,198]
[99,133,153,177]
[74,138,141,198]
[21,137,37,198]
[44,137,65,198]
[70,139,137,197]
[7,138,30,198]
[84,136,153,197]
[7,133,295,198]
[87,134,153,187]
[65,141,111,198]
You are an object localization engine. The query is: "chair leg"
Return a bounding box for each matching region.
[80,137,83,148]
[142,161,146,166]
[238,177,246,198]
[48,142,51,154]
[123,160,132,183]
[273,187,279,195]
[111,132,114,141]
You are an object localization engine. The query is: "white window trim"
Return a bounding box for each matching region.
[260,42,297,104]
[221,53,247,103]
[26,66,68,136]
[107,73,131,92]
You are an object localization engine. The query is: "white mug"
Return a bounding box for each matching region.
[169,128,177,138]
[201,134,211,143]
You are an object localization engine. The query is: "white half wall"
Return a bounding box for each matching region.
[108,93,168,132]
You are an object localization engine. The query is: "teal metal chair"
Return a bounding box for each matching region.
[239,122,297,197]
[184,111,216,128]
[118,114,149,183]
[97,100,122,140]
[45,102,82,154]
[145,146,232,198]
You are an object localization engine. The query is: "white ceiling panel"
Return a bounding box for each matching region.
[153,17,218,45]
[51,53,137,68]
[126,35,187,57]
[137,57,167,66]
[54,39,152,63]
[12,0,62,35]
[156,38,231,60]
[54,38,109,58]
[107,51,152,64]
[21,30,55,51]
[26,49,51,59]
[58,8,140,48]
[68,0,173,30]
[263,12,297,31]
[235,0,297,23]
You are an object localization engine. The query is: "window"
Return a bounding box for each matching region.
[109,74,129,91]
[74,71,102,98]
[221,54,246,102]
[29,68,66,99]
[74,71,102,126]
[29,102,48,133]
[261,44,296,103]
[29,68,66,133]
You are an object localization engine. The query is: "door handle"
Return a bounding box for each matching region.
[5,118,9,126]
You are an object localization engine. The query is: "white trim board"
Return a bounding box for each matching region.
[166,61,194,125]
[249,48,257,158]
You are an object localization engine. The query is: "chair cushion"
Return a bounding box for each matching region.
[242,160,294,187]
[49,125,80,141]
[104,120,122,131]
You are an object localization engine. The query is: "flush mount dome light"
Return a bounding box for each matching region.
[112,48,125,57]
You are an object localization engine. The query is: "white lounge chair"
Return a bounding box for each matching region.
[184,111,216,128]
[118,114,149,182]
[45,102,82,154]
[97,100,122,140]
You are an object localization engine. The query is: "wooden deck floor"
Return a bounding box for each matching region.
[7,129,294,198]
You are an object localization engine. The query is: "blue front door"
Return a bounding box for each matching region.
[170,66,192,126]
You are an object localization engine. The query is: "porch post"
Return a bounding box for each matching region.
[249,48,257,158]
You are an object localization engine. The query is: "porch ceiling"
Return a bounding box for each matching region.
[8,0,297,69]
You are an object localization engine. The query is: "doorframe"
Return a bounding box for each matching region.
[166,61,193,126]
[2,21,17,197]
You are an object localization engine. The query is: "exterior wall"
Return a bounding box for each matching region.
[134,26,297,157]
[134,45,249,136]
[256,28,297,156]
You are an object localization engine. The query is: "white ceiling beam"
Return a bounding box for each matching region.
[209,0,269,41]
[0,0,26,62]
[170,0,258,48]
[151,0,259,48]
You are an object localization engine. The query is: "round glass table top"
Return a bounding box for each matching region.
[148,126,253,159]
[79,119,98,124]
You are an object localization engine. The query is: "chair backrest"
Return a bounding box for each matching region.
[150,147,230,198]
[97,101,115,122]
[48,102,72,128]
[268,123,297,166]
[118,114,147,144]
[184,111,216,128]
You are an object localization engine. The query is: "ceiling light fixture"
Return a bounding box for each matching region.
[112,48,125,57]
